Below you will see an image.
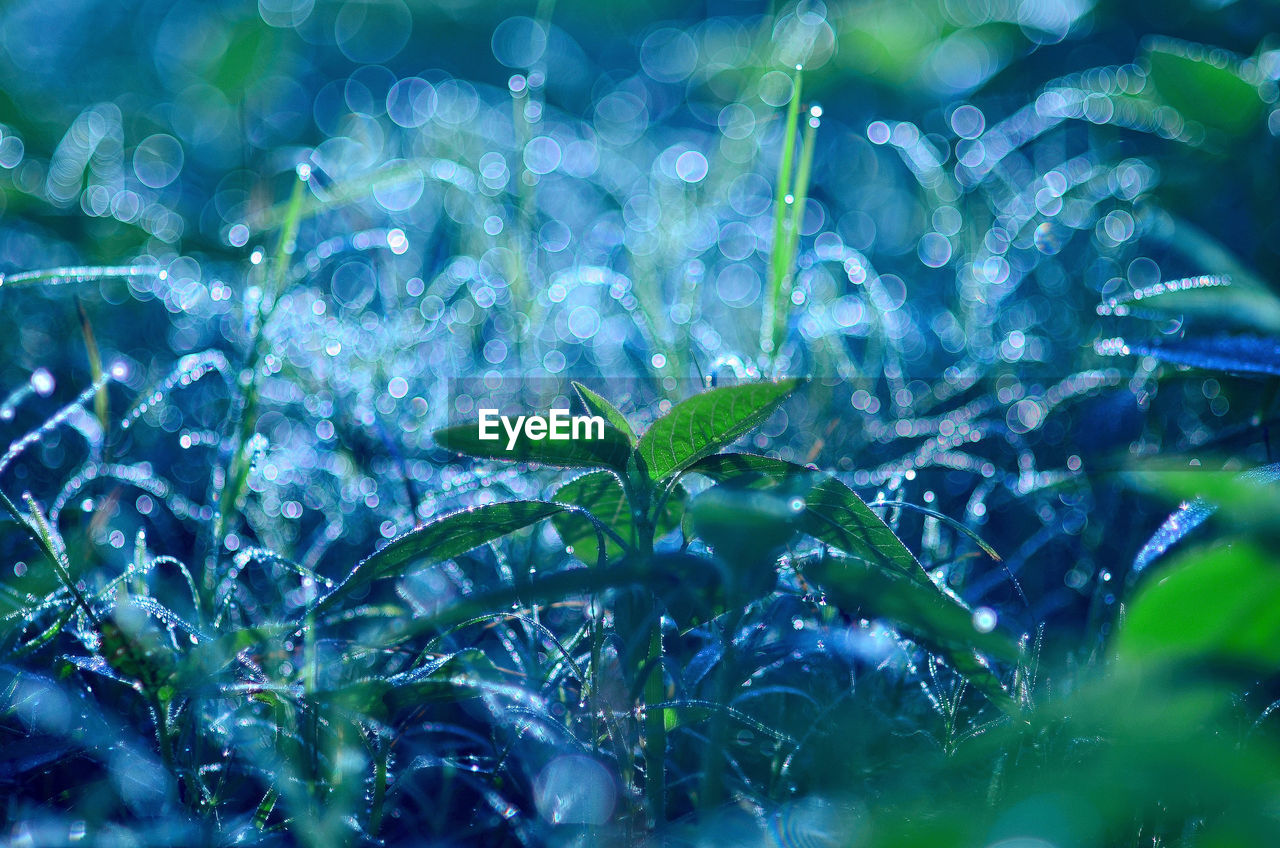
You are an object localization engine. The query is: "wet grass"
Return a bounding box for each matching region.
[2,6,1280,847]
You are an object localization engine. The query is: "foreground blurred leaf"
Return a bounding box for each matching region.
[434,420,631,472]
[1144,39,1263,136]
[690,484,801,601]
[316,650,509,721]
[317,501,563,613]
[638,380,804,481]
[1118,541,1280,672]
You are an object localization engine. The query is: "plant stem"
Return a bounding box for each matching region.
[698,608,742,809]
[369,734,388,837]
[629,472,666,828]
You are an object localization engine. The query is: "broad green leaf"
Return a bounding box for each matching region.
[638,380,804,481]
[1145,40,1264,136]
[688,453,921,579]
[551,471,686,566]
[316,501,563,614]
[690,453,1019,711]
[434,419,631,472]
[1117,541,1280,671]
[805,556,1018,713]
[573,382,635,442]
[552,472,630,565]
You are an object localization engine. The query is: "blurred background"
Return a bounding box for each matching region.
[2,1,1280,844]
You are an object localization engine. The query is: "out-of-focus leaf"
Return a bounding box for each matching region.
[690,485,801,601]
[315,651,509,721]
[637,380,804,481]
[434,419,631,472]
[316,501,563,614]
[1118,541,1280,671]
[690,485,802,558]
[1144,38,1264,136]
[1128,462,1280,540]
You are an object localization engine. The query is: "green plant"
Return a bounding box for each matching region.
[402,378,1019,827]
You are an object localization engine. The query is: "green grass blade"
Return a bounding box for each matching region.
[762,65,804,358]
[771,107,819,354]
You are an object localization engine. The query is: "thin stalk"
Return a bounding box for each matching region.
[761,65,804,360]
[76,298,109,446]
[772,107,819,358]
[369,733,388,837]
[208,172,307,605]
[643,609,666,827]
[635,495,666,827]
[698,608,743,809]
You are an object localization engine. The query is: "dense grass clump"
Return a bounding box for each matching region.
[3,1,1280,846]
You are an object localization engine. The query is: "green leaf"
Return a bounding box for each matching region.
[1144,39,1264,136]
[801,477,923,578]
[690,485,802,557]
[1127,463,1280,537]
[690,452,1019,711]
[805,556,1018,713]
[316,501,563,614]
[688,453,921,579]
[690,485,801,602]
[1117,541,1280,671]
[434,419,631,472]
[367,561,657,647]
[638,380,804,481]
[551,471,686,566]
[552,472,631,565]
[573,382,635,442]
